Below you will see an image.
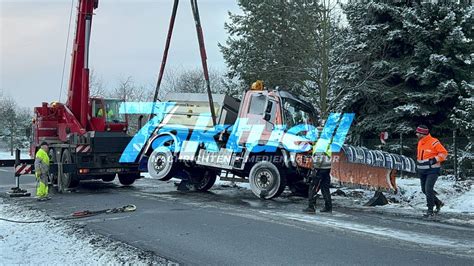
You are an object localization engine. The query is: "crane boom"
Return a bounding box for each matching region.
[66,0,98,129]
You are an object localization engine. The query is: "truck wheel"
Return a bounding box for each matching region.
[249,161,286,199]
[118,174,138,186]
[102,174,116,182]
[61,149,79,189]
[193,170,217,192]
[147,146,176,181]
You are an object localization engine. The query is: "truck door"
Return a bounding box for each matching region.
[90,98,106,131]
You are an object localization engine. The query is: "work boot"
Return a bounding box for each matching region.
[320,206,332,213]
[435,200,444,214]
[37,197,50,202]
[302,206,316,214]
[423,209,434,218]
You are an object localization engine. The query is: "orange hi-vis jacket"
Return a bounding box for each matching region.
[417,134,448,170]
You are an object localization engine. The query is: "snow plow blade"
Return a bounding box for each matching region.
[331,145,416,194]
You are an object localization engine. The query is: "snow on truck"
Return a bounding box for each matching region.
[138,83,320,199]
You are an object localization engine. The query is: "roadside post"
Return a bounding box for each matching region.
[7,149,31,197]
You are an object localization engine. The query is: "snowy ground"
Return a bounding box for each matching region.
[214,175,474,223]
[0,198,172,265]
[393,176,473,213]
[144,172,473,216]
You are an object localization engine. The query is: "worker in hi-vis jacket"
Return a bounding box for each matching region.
[34,142,51,201]
[303,127,333,214]
[415,125,448,217]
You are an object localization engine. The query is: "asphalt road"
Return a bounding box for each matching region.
[0,169,473,265]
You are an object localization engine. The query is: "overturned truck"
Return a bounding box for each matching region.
[136,86,319,199]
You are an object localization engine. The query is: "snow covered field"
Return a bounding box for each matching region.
[395,176,473,214]
[0,150,30,160]
[0,198,170,265]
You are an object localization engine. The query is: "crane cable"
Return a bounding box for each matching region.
[59,0,76,102]
[149,0,179,121]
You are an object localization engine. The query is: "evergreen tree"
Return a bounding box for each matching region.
[219,0,321,95]
[338,1,473,138]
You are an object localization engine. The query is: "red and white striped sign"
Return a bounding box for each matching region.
[76,145,91,153]
[15,164,33,175]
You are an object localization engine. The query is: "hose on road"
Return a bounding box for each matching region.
[0,204,137,223]
[0,217,46,223]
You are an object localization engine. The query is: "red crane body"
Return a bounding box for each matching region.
[31,0,140,188]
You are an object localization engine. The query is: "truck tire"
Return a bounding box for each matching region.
[118,174,138,186]
[61,149,79,189]
[147,146,176,181]
[249,161,286,199]
[193,170,217,192]
[102,174,116,182]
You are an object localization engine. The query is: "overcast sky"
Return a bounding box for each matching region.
[0,0,240,108]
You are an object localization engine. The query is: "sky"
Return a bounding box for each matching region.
[0,0,240,108]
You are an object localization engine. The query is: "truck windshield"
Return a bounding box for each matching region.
[104,99,126,123]
[282,97,316,130]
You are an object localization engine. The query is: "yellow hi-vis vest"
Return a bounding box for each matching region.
[312,145,332,170]
[35,149,50,177]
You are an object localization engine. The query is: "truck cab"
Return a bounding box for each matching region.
[90,98,128,132]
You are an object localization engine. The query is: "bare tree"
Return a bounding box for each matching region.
[89,69,107,97]
[161,67,226,96]
[306,0,349,120]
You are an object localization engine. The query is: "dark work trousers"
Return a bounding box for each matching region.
[308,169,332,209]
[418,168,442,210]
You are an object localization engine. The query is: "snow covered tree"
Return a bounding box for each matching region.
[337,1,473,138]
[451,82,473,139]
[0,95,32,153]
[220,0,352,122]
[219,0,321,95]
[451,81,473,178]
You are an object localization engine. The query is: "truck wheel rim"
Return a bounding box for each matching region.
[255,170,274,190]
[148,147,173,179]
[250,167,279,199]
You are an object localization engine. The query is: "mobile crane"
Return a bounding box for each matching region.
[31,0,140,190]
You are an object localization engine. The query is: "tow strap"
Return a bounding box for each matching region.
[70,204,137,218]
